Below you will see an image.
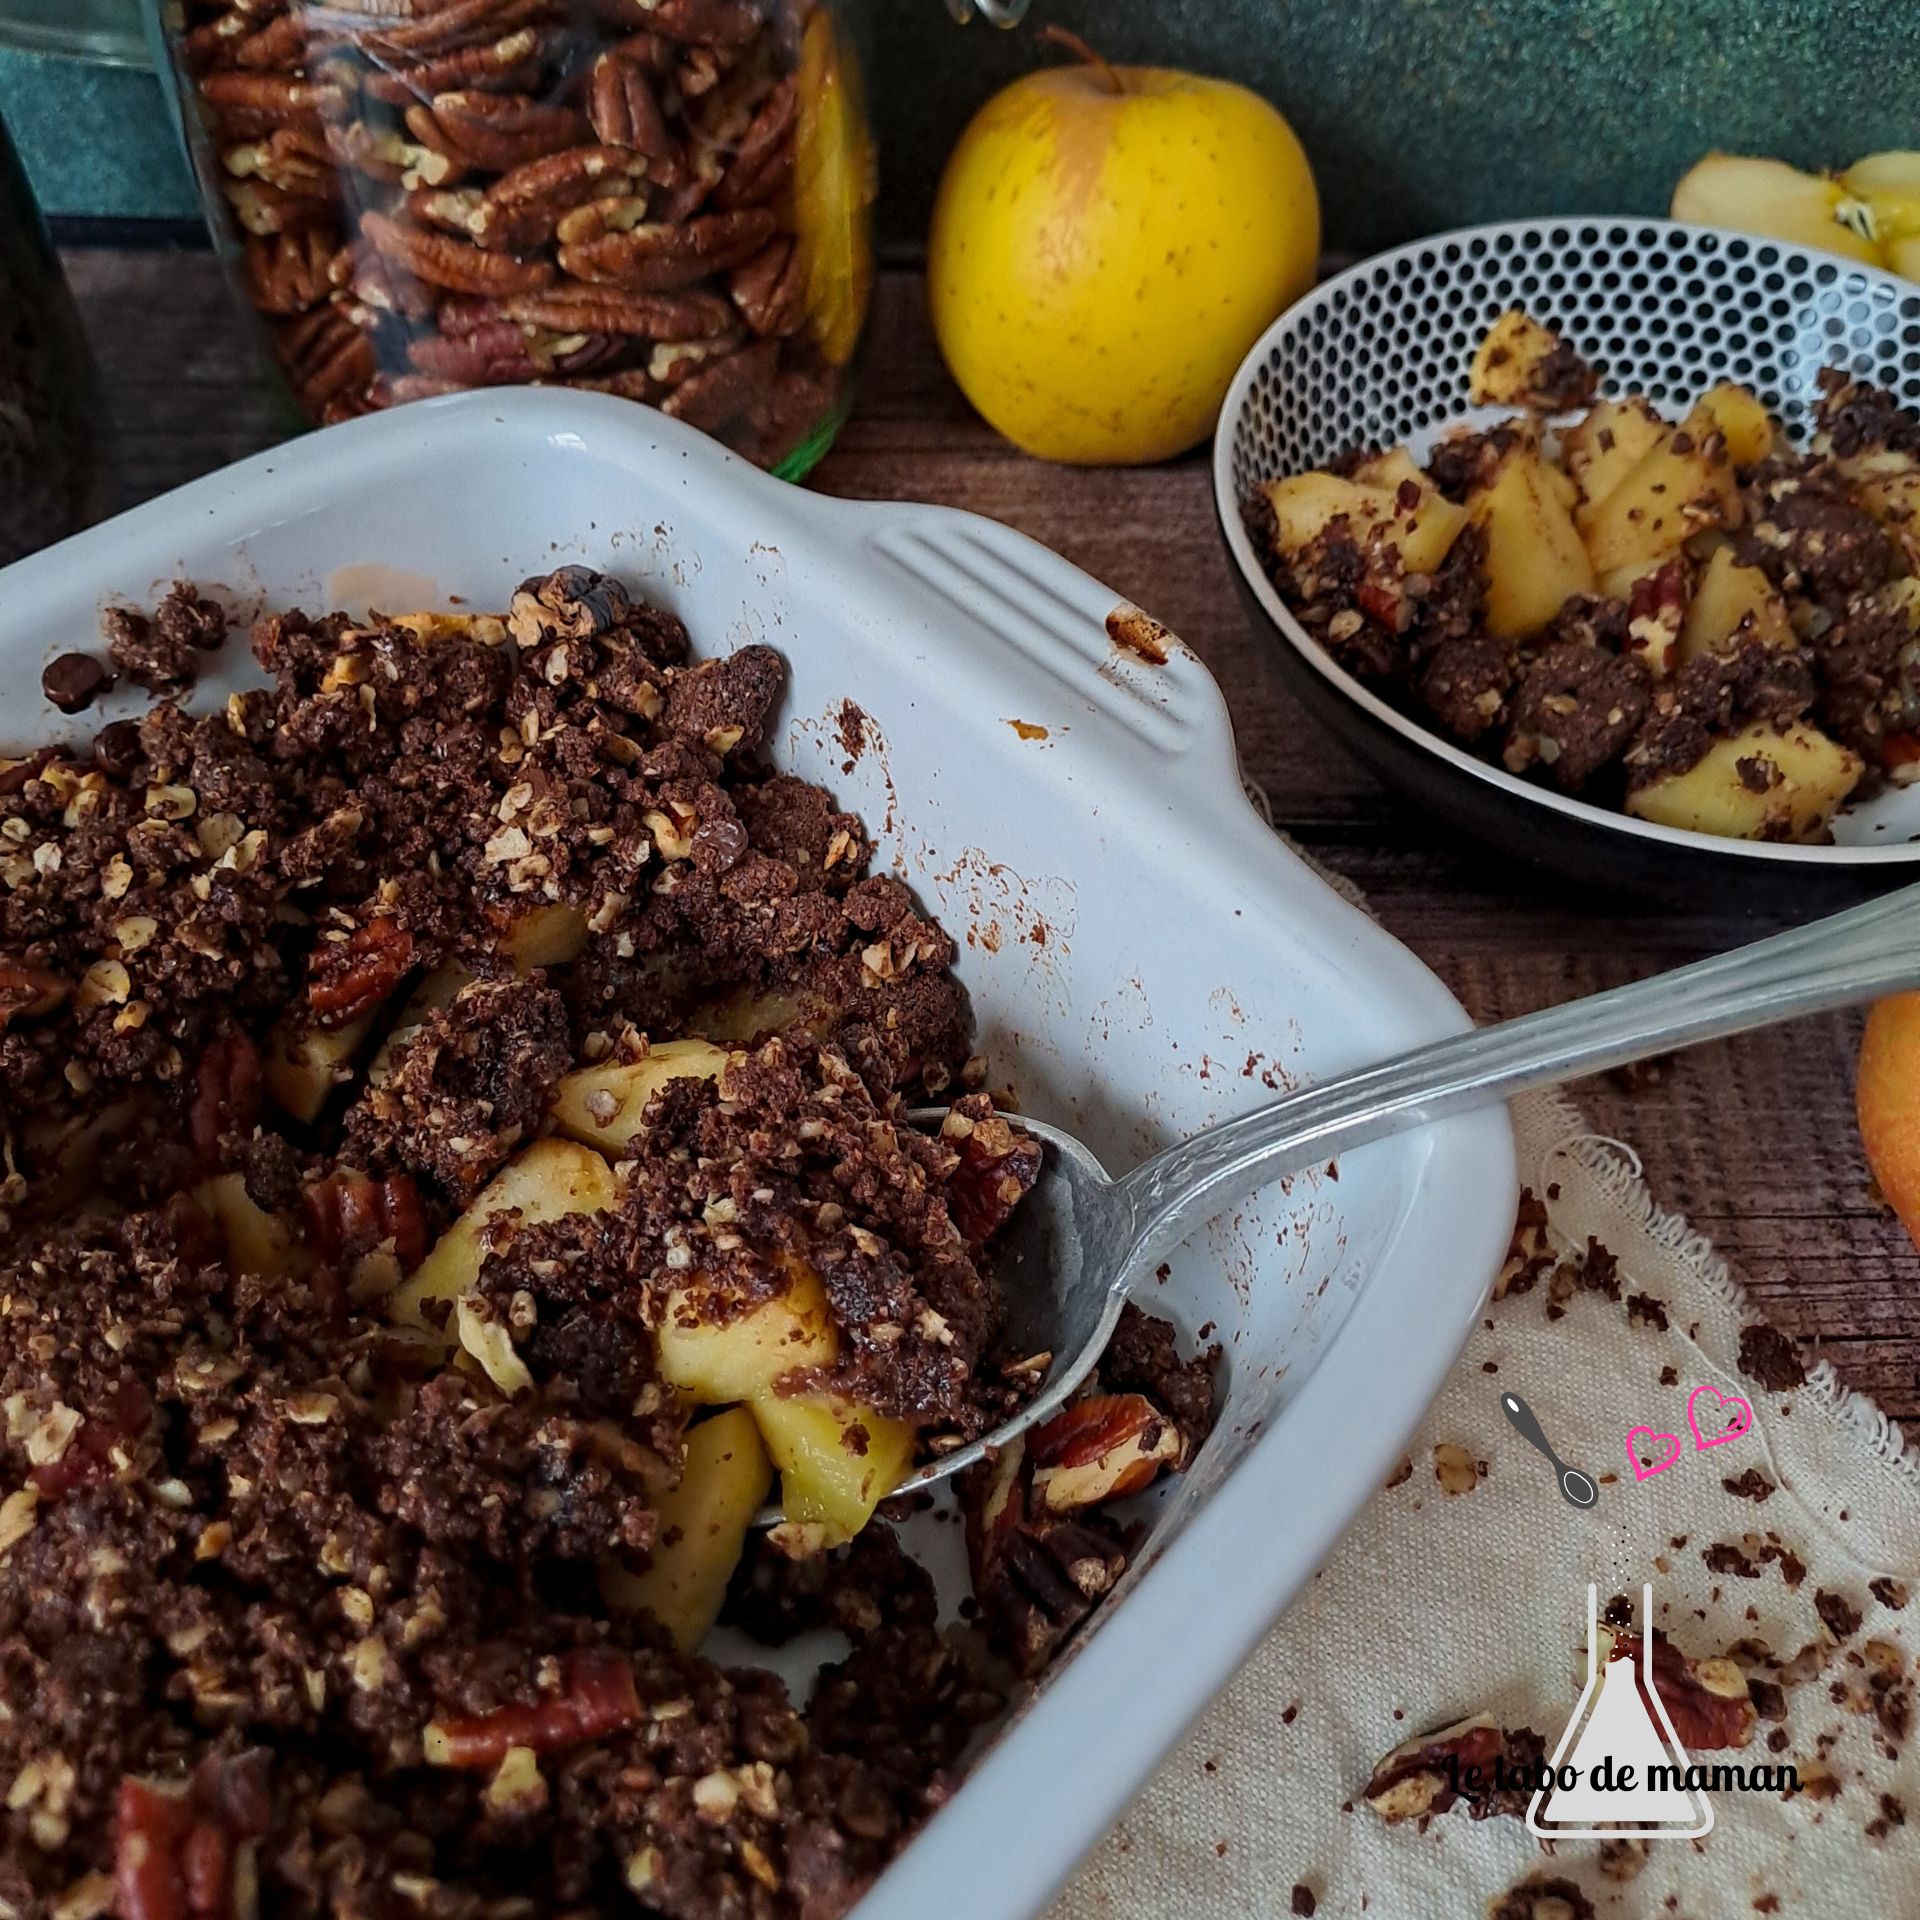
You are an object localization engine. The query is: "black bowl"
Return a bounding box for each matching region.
[1210,216,1920,907]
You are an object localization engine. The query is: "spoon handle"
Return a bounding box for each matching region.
[1117,877,1920,1271]
[1499,1391,1560,1465]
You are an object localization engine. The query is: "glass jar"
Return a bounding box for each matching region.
[0,112,110,563]
[144,0,874,477]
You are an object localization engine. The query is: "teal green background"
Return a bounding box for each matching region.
[9,2,1920,249]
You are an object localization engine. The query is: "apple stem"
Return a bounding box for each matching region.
[1036,23,1126,93]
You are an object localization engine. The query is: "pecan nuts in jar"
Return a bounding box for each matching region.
[160,0,870,469]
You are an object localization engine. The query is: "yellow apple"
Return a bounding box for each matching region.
[928,32,1319,465]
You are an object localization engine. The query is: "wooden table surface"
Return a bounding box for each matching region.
[63,247,1920,1439]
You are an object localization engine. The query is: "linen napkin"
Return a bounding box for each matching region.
[1050,1089,1920,1919]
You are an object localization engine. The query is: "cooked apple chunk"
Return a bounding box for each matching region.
[1563,397,1667,514]
[1262,469,1468,575]
[654,1255,839,1404]
[1579,420,1739,576]
[193,1172,298,1279]
[262,1010,379,1124]
[1680,548,1797,663]
[1467,447,1595,638]
[754,1391,915,1546]
[1627,722,1863,840]
[1468,309,1599,412]
[600,1406,773,1652]
[552,1038,734,1154]
[389,1137,618,1339]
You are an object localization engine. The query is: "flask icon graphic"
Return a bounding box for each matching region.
[1528,1583,1713,1838]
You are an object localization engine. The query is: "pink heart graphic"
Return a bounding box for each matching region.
[1626,1427,1683,1480]
[1688,1382,1755,1451]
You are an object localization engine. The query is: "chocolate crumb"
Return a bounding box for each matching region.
[1627,1291,1670,1332]
[1291,1886,1317,1917]
[1739,1323,1807,1391]
[1818,1590,1865,1641]
[1660,1365,1680,1386]
[1872,1577,1909,1611]
[1723,1468,1775,1503]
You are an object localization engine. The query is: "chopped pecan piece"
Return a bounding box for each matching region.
[1029,1394,1184,1514]
[302,1171,430,1272]
[960,1437,1132,1676]
[423,1648,641,1767]
[190,1029,264,1168]
[1602,1626,1756,1750]
[1363,1715,1505,1823]
[941,1101,1043,1247]
[0,960,68,1028]
[306,917,414,1027]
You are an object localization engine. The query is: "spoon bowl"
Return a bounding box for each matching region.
[760,876,1920,1522]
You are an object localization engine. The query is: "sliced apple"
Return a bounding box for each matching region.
[388,1137,618,1336]
[1670,153,1882,265]
[1840,152,1920,246]
[367,963,472,1089]
[1679,548,1797,663]
[753,1391,915,1546]
[1467,447,1595,638]
[500,902,588,972]
[1690,383,1776,468]
[1563,398,1668,516]
[193,1172,298,1278]
[1262,469,1468,575]
[687,986,816,1047]
[552,1039,733,1155]
[655,1255,838,1405]
[1579,424,1738,576]
[1468,308,1584,410]
[1626,721,1863,841]
[1841,451,1920,571]
[262,1010,379,1124]
[600,1407,773,1652]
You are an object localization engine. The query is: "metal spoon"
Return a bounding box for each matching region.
[1499,1391,1598,1509]
[881,876,1920,1499]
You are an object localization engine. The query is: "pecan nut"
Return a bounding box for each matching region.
[243,228,337,315]
[272,307,378,416]
[658,338,777,433]
[476,145,645,248]
[960,1437,1132,1676]
[940,1102,1043,1247]
[1362,1715,1507,1823]
[191,1030,264,1168]
[423,1648,641,1768]
[405,91,588,174]
[501,286,735,339]
[360,209,554,297]
[361,26,548,105]
[408,321,539,386]
[198,70,346,138]
[361,0,555,60]
[307,917,415,1027]
[559,207,776,293]
[1028,1393,1185,1513]
[728,237,807,337]
[1601,1627,1757,1751]
[586,51,672,156]
[587,0,767,46]
[302,1171,430,1271]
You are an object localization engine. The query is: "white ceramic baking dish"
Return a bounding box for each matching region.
[0,390,1517,1919]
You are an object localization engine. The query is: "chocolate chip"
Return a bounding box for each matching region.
[691,813,750,872]
[41,650,113,713]
[1290,1886,1317,1916]
[92,718,144,781]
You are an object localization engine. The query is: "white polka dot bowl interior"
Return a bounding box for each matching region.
[1213,216,1920,903]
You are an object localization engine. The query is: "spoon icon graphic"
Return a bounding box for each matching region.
[1500,1392,1598,1509]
